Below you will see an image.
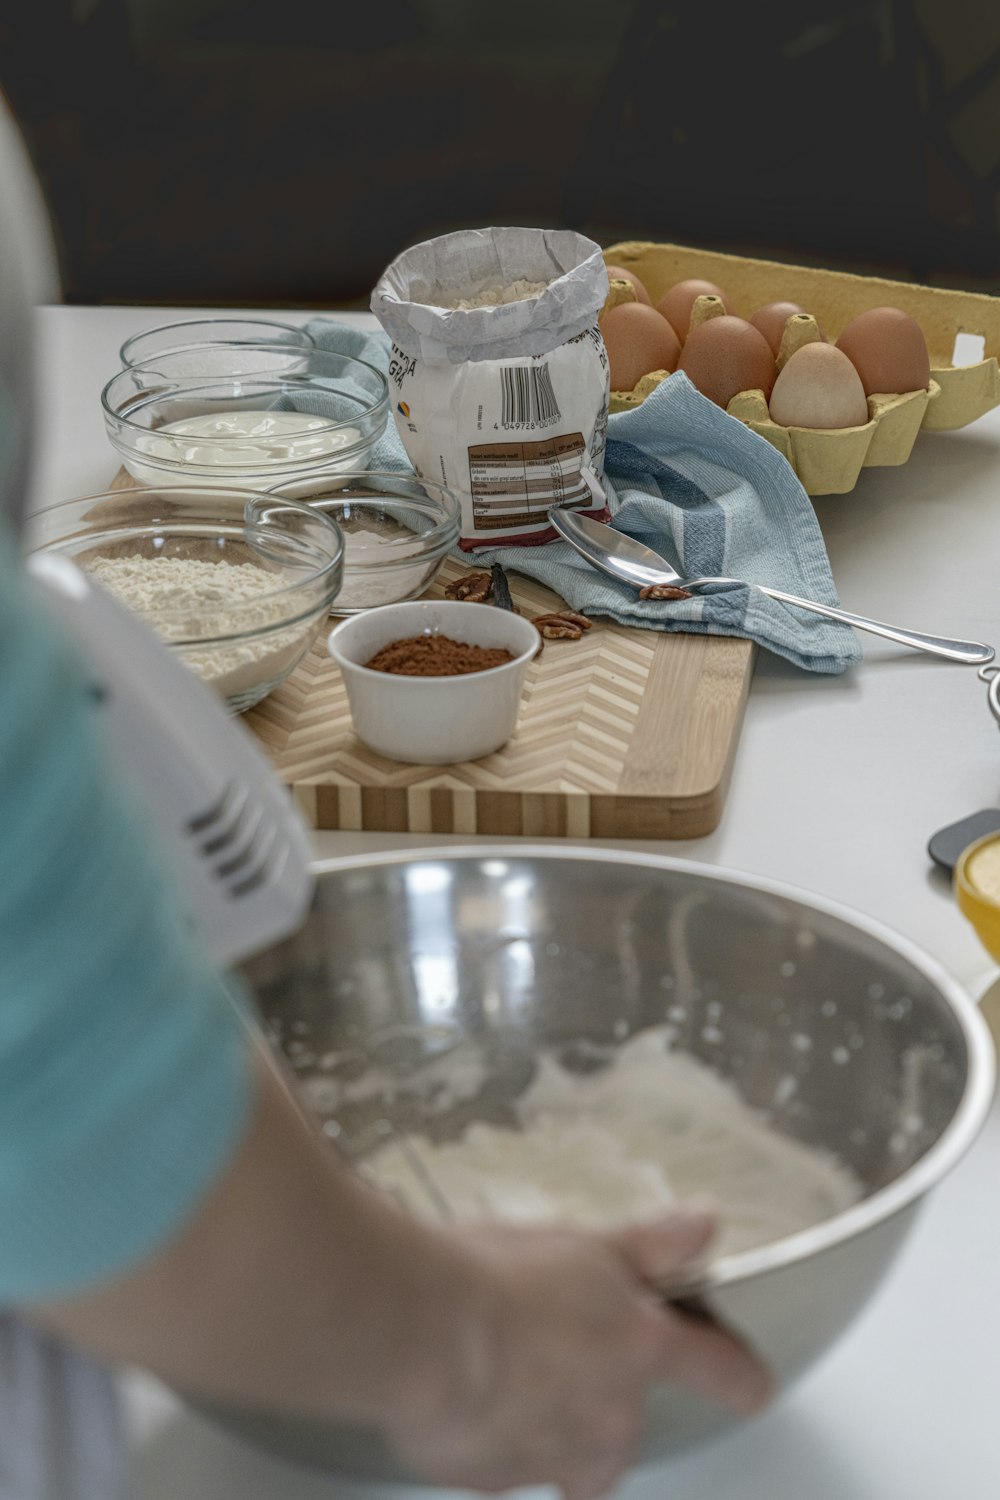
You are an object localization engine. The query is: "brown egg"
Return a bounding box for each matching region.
[604,264,652,305]
[835,307,930,395]
[768,344,869,429]
[750,301,814,356]
[657,279,734,340]
[677,316,776,407]
[601,302,681,391]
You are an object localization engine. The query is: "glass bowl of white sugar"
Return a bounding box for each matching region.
[28,485,345,713]
[102,349,389,491]
[268,471,460,613]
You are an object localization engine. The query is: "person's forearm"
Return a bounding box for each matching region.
[28,1042,486,1430]
[24,1034,771,1499]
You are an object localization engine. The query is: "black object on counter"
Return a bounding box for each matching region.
[490,563,516,613]
[928,809,1000,874]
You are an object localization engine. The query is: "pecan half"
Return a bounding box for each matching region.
[533,611,589,640]
[444,569,493,602]
[639,583,692,601]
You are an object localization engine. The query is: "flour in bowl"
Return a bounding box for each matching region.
[86,554,316,703]
[365,1025,863,1255]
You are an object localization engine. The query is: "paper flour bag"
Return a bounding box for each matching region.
[371,227,610,549]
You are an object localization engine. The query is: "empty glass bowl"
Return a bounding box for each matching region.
[119,316,315,371]
[119,342,315,381]
[28,486,344,713]
[103,350,389,491]
[268,471,460,613]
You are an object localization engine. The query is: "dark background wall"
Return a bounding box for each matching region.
[2,0,998,307]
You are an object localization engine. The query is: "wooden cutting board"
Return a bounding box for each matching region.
[107,470,754,838]
[245,562,755,840]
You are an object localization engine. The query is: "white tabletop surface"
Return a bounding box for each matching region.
[33,304,1000,1500]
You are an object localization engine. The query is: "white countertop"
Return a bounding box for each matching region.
[35,304,1000,1500]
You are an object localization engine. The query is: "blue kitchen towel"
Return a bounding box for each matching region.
[306,318,861,674]
[304,318,407,470]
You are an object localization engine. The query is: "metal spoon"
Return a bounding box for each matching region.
[551,509,994,666]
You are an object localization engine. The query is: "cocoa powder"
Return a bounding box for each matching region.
[365,633,515,676]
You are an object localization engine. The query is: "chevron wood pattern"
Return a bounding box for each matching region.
[107,470,754,838]
[245,561,755,839]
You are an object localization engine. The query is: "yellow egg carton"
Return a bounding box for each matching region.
[602,239,1000,496]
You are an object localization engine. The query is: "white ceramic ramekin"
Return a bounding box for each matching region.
[328,599,541,764]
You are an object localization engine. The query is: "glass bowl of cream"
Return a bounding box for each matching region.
[27,485,345,714]
[102,349,389,491]
[119,316,315,372]
[267,471,460,614]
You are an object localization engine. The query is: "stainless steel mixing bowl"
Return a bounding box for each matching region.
[203,846,995,1478]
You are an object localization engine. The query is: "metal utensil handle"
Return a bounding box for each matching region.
[980,665,1000,727]
[755,586,995,665]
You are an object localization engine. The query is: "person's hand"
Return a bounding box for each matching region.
[386,1206,771,1500]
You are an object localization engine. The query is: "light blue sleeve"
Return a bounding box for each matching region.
[0,529,253,1303]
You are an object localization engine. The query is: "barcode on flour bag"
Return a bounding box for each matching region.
[500,363,560,428]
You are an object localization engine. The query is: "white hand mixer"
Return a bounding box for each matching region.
[29,555,450,1218]
[28,552,314,966]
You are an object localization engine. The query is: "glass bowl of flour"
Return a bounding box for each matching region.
[269,471,460,613]
[28,485,345,713]
[102,349,389,491]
